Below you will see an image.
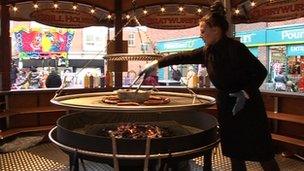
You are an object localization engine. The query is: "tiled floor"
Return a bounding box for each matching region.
[0,143,303,171]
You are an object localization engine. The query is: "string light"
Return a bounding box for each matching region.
[178,6,184,12]
[126,14,130,19]
[197,8,202,13]
[250,1,256,7]
[53,1,59,9]
[107,14,112,19]
[33,3,39,9]
[234,9,240,15]
[12,4,18,12]
[90,7,95,14]
[143,8,148,15]
[160,6,165,12]
[72,2,78,10]
[33,1,38,9]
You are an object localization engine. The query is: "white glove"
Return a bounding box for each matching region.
[229,90,249,115]
[139,60,159,77]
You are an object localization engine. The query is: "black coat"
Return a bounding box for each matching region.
[158,36,274,161]
[46,72,62,88]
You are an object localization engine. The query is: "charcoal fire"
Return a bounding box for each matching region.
[97,123,171,139]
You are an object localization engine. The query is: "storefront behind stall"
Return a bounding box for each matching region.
[236,24,304,92]
[155,37,204,85]
[10,22,106,89]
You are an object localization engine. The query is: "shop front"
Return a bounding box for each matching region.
[236,24,304,92]
[155,37,204,85]
[10,23,106,90]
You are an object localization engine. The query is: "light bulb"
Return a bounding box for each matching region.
[178,6,184,12]
[160,6,165,12]
[90,8,95,14]
[234,9,240,15]
[143,9,148,15]
[197,8,202,13]
[54,3,58,9]
[72,4,77,10]
[33,3,38,9]
[13,6,18,11]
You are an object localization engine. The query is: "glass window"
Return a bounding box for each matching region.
[128,33,135,46]
[268,46,304,93]
[268,46,287,91]
[140,42,149,52]
[83,27,107,52]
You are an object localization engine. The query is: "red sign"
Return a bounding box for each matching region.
[30,9,100,28]
[138,12,202,29]
[243,0,304,23]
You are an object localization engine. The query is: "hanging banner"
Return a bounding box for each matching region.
[234,0,304,23]
[30,9,100,28]
[13,26,74,59]
[138,12,201,29]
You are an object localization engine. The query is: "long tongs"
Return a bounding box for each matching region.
[129,72,147,92]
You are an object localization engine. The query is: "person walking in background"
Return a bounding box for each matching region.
[143,68,159,86]
[10,63,19,84]
[139,1,280,171]
[45,70,62,88]
[18,66,41,89]
[171,65,182,81]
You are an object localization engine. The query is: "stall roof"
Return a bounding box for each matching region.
[4,0,246,13]
[2,0,304,28]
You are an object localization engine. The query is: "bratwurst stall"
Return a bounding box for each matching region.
[49,90,219,170]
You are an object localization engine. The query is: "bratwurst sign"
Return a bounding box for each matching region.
[30,9,99,28]
[249,0,304,22]
[139,12,201,29]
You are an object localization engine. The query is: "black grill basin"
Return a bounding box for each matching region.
[50,110,219,171]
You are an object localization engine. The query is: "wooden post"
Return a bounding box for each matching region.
[0,2,11,91]
[114,0,123,87]
[223,0,235,37]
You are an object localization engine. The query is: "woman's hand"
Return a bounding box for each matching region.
[229,90,249,115]
[139,60,159,77]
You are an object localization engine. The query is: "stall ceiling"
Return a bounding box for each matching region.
[2,0,304,27]
[4,0,247,12]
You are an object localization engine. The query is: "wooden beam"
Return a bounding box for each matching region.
[0,125,54,139]
[272,133,304,148]
[267,112,304,125]
[114,0,123,87]
[0,2,11,91]
[223,0,235,37]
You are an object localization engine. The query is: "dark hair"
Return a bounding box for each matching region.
[30,66,37,72]
[199,1,229,33]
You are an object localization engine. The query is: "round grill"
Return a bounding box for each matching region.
[51,91,216,113]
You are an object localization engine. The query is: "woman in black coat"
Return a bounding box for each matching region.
[141,2,280,171]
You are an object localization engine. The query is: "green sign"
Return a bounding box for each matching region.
[237,24,304,47]
[249,47,258,57]
[235,30,266,47]
[287,44,304,56]
[156,37,204,53]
